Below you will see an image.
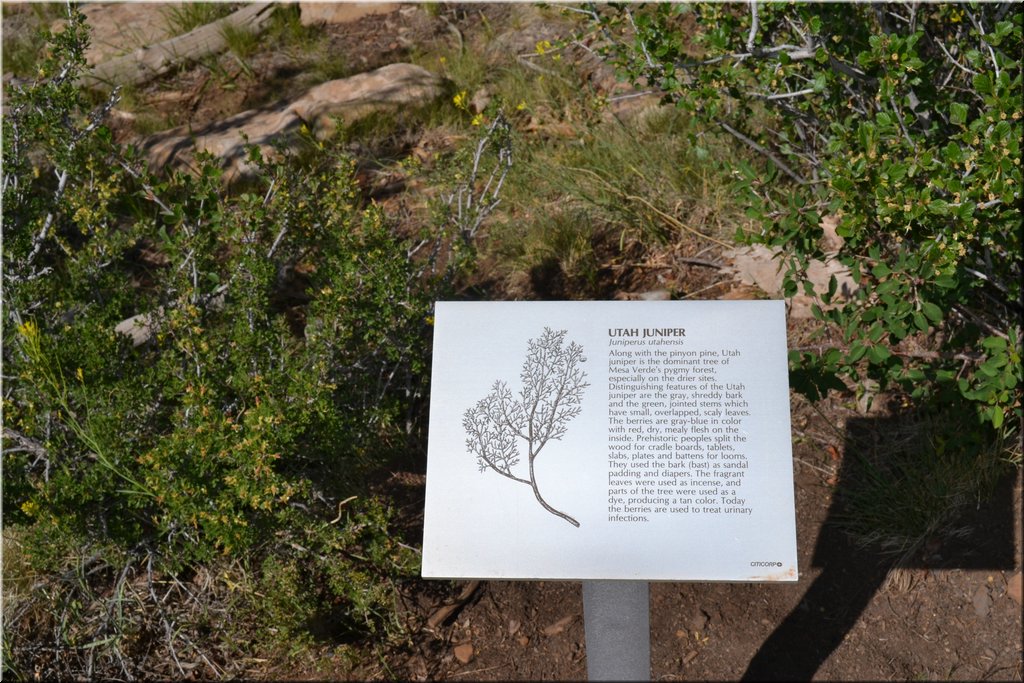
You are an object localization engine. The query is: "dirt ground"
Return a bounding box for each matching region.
[378,388,1022,681]
[9,4,1020,680]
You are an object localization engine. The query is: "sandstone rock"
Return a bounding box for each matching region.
[299,2,399,26]
[453,642,474,664]
[486,5,564,58]
[144,63,446,181]
[293,63,447,138]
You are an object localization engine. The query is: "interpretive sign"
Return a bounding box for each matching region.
[422,300,797,582]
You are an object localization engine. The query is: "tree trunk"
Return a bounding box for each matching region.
[528,454,580,527]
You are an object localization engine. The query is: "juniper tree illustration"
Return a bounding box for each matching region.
[463,328,589,527]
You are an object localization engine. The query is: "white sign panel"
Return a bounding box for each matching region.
[422,301,797,581]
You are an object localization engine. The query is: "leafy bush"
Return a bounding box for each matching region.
[2,7,493,677]
[585,2,1021,430]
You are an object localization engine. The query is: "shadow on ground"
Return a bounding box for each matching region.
[743,414,1017,681]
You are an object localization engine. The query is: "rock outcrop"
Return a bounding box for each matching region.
[298,3,400,26]
[143,63,447,181]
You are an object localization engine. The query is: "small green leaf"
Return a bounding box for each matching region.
[847,342,867,363]
[912,311,928,331]
[942,142,963,164]
[827,274,838,301]
[949,102,968,126]
[991,405,1004,428]
[982,336,1008,352]
[972,72,992,94]
[867,344,891,364]
[921,302,943,323]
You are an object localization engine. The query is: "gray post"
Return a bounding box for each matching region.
[582,581,650,681]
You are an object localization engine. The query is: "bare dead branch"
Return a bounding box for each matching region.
[716,120,809,186]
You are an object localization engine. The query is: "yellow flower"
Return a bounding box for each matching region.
[535,39,552,55]
[471,114,483,126]
[21,500,38,516]
[516,101,527,111]
[17,320,38,339]
[453,90,468,109]
[76,367,84,383]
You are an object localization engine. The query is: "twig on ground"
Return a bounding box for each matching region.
[426,580,482,631]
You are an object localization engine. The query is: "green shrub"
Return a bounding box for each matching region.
[2,6,482,677]
[585,3,1022,430]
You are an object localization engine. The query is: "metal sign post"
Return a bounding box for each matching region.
[583,581,650,681]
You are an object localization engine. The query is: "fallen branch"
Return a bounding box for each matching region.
[81,3,276,89]
[426,580,481,631]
